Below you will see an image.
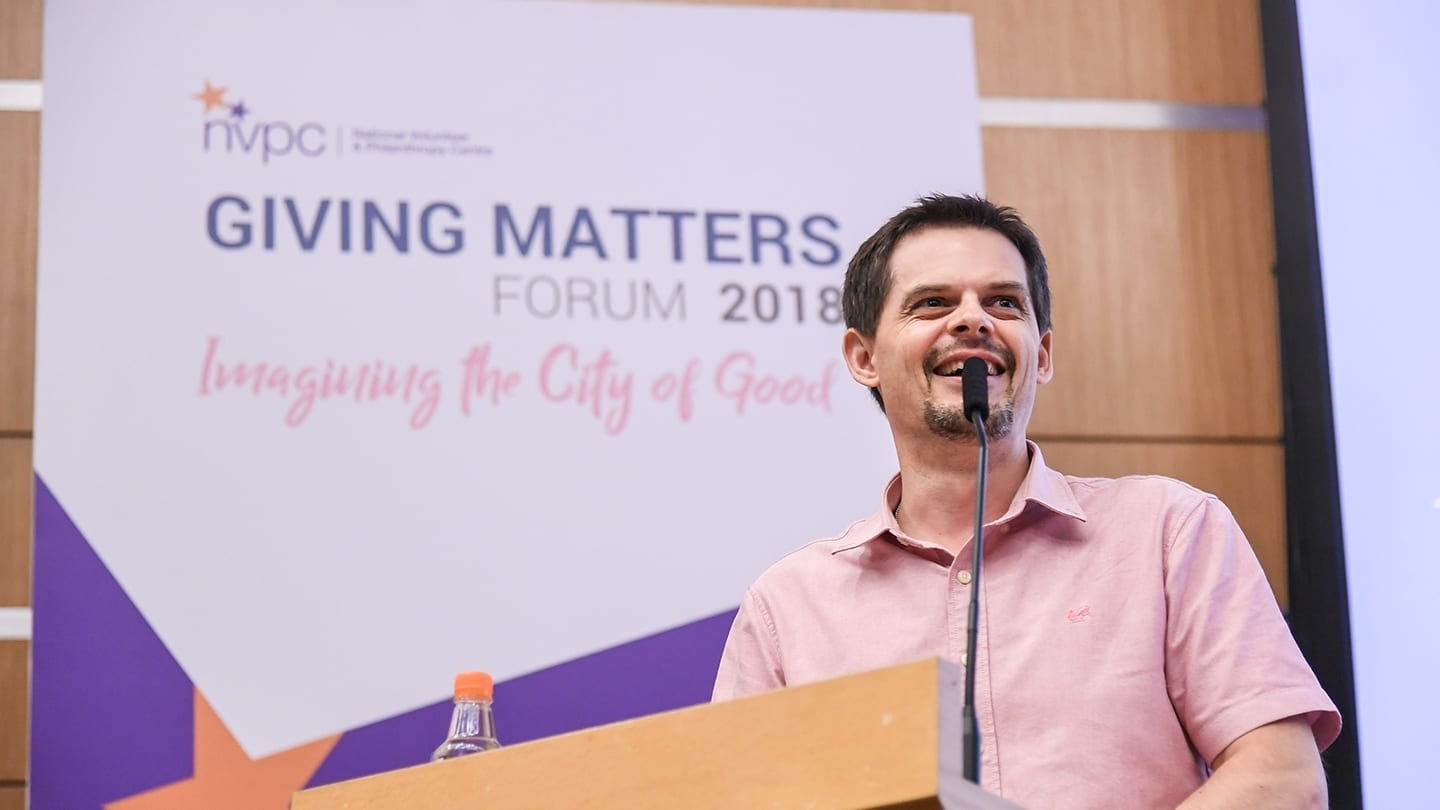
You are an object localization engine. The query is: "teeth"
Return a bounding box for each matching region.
[933,359,1003,377]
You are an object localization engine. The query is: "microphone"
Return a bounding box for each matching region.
[962,357,990,423]
[959,356,989,784]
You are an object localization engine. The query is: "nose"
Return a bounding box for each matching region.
[946,294,993,336]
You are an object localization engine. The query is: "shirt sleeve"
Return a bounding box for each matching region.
[1162,493,1342,764]
[711,587,786,701]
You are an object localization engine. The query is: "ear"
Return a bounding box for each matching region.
[842,328,880,388]
[1036,329,1054,385]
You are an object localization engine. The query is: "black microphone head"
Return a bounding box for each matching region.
[962,356,990,423]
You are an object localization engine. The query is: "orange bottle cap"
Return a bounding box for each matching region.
[453,671,494,701]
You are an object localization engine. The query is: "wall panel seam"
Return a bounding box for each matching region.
[2,82,1269,132]
[0,608,31,641]
[1031,435,1283,446]
[0,81,41,110]
[979,98,1265,131]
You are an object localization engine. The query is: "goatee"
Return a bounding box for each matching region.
[923,399,1015,441]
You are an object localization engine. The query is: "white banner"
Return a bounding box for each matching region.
[37,0,981,758]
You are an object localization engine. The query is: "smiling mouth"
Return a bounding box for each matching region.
[933,359,1005,378]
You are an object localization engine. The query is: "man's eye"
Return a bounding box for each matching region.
[921,297,946,308]
[993,297,1020,309]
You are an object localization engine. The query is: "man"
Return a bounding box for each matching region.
[712,195,1340,809]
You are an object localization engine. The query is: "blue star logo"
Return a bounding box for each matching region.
[229,100,250,121]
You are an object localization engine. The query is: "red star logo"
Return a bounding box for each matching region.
[192,80,229,114]
[105,689,340,810]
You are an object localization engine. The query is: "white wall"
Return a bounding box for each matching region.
[1297,2,1440,804]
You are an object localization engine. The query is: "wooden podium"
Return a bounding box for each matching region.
[292,658,1022,809]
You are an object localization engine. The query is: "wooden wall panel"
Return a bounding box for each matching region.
[0,641,27,782]
[0,112,38,434]
[0,3,40,804]
[1038,440,1287,607]
[671,0,1264,103]
[0,440,31,606]
[954,0,1264,103]
[984,127,1282,440]
[0,0,43,80]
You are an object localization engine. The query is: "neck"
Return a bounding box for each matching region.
[892,429,1031,555]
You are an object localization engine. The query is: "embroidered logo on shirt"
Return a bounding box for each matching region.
[1066,605,1092,624]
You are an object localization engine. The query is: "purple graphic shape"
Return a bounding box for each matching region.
[30,475,195,810]
[307,608,737,787]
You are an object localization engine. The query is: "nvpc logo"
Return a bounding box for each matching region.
[194,80,327,164]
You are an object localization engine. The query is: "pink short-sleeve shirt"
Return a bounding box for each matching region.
[713,443,1340,810]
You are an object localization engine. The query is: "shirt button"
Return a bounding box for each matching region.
[962,652,969,667]
[956,570,972,585]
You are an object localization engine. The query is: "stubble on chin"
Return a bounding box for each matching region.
[922,399,1015,441]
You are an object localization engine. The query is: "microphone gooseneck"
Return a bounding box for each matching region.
[960,356,989,785]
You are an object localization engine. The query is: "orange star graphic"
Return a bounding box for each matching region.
[193,80,228,113]
[106,690,340,810]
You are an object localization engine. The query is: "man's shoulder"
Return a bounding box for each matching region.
[1025,443,1222,525]
[1045,469,1244,554]
[748,515,884,590]
[1059,469,1218,513]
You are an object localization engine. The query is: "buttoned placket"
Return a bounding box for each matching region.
[888,507,1012,794]
[947,523,1006,795]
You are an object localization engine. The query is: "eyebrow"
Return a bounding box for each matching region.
[987,281,1029,296]
[901,280,1030,300]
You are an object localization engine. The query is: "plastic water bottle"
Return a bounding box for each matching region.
[430,671,501,761]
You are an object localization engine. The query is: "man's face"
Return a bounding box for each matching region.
[843,225,1053,442]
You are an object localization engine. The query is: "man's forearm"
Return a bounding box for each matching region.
[1176,716,1326,810]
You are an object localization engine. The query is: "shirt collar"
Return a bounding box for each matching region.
[832,440,1087,554]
